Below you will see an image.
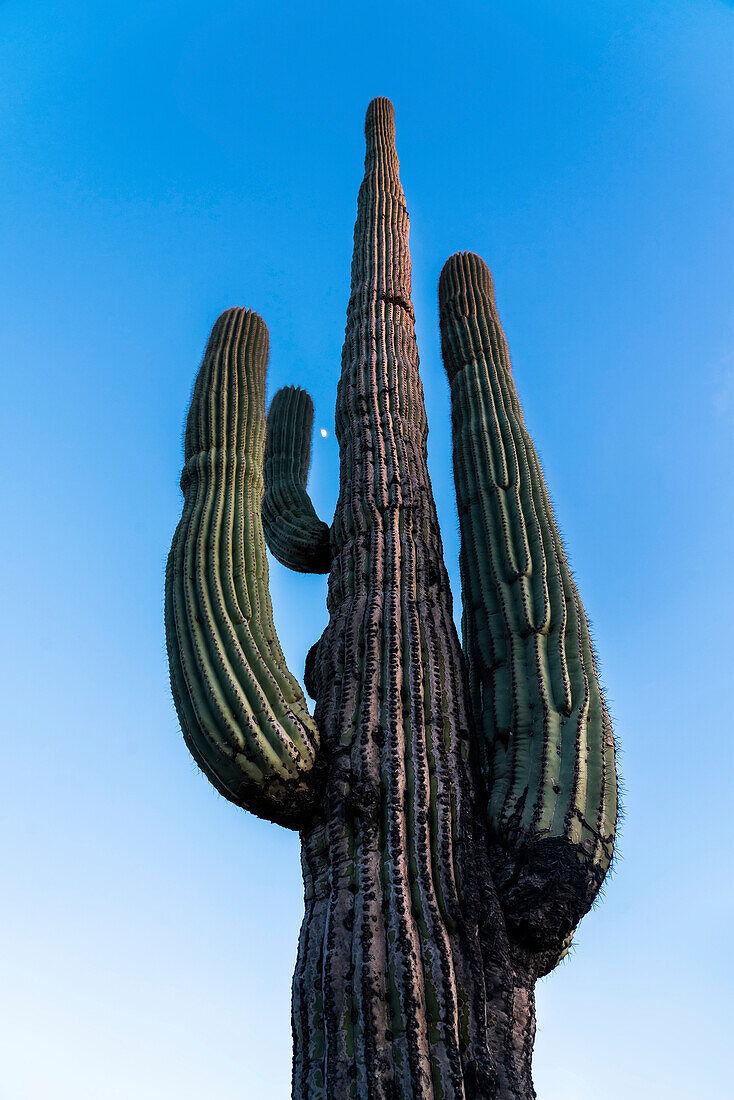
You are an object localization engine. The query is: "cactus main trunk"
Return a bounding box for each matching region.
[295,98,496,1099]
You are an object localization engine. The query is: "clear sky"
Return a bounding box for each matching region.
[2,2,733,1097]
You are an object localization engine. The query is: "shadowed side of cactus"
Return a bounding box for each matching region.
[165,308,323,828]
[438,252,617,957]
[263,385,331,574]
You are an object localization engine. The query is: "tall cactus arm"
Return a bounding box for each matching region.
[438,252,618,957]
[165,307,324,829]
[262,385,331,574]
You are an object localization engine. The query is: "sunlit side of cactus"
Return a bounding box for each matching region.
[165,99,617,1100]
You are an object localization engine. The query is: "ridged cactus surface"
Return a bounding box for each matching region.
[293,96,496,1099]
[263,385,331,574]
[165,308,322,827]
[165,98,618,1100]
[438,253,616,953]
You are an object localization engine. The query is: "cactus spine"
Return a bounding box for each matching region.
[165,99,617,1099]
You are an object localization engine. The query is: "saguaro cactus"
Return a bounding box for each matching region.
[165,98,617,1099]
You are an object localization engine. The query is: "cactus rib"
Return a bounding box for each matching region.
[165,308,323,828]
[439,251,617,953]
[263,385,331,574]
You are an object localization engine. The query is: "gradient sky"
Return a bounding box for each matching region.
[2,2,733,1097]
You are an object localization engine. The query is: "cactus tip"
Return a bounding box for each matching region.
[214,305,265,326]
[365,96,396,139]
[439,252,495,306]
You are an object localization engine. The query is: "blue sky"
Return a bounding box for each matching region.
[2,1,733,1096]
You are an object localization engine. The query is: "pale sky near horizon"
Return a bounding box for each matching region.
[2,2,733,1097]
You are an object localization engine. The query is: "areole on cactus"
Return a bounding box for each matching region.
[165,97,618,1099]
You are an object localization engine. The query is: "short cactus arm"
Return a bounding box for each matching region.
[439,252,617,957]
[262,386,331,574]
[165,308,324,829]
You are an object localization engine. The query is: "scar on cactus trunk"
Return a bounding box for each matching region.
[165,98,617,1099]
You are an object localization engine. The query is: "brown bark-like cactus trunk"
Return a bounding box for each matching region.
[294,97,497,1099]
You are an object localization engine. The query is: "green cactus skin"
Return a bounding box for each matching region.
[165,308,323,828]
[165,100,618,1099]
[262,385,331,573]
[438,252,617,955]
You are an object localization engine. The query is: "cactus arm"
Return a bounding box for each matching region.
[262,385,331,574]
[165,307,324,829]
[438,252,617,957]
